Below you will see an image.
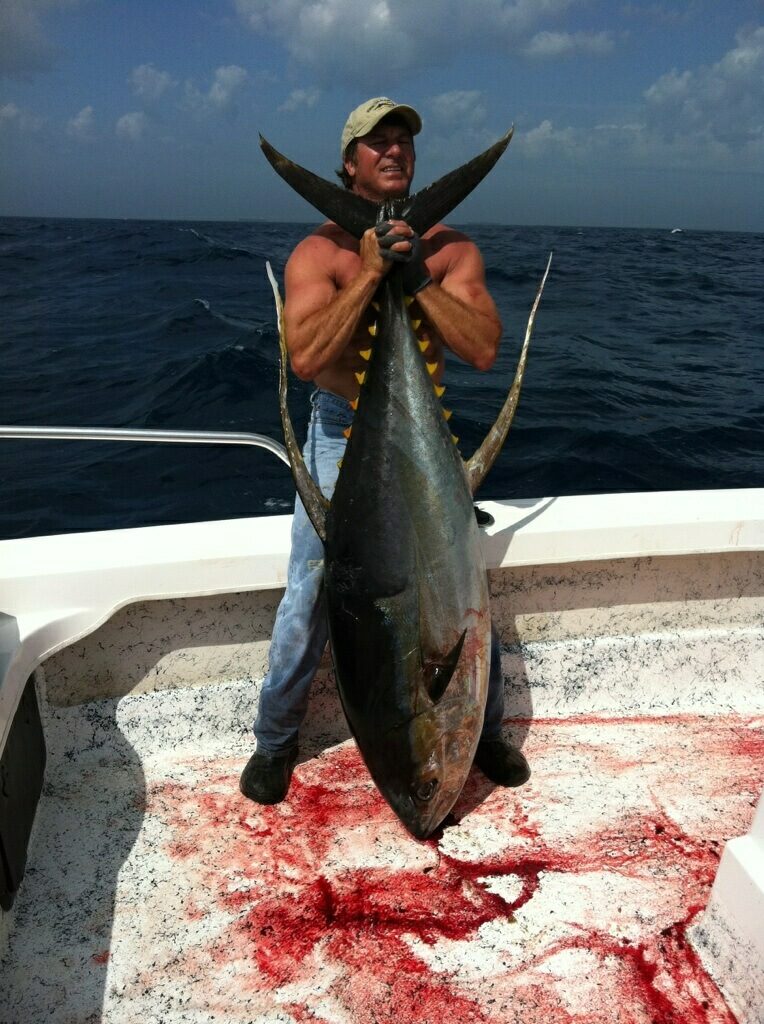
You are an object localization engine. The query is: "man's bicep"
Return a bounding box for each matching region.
[439,241,499,316]
[284,240,338,332]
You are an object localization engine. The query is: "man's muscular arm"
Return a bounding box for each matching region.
[415,242,501,371]
[284,229,391,381]
[380,221,501,372]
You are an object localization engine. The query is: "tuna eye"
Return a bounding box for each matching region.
[412,779,438,803]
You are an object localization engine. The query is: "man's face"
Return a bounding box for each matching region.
[344,120,415,201]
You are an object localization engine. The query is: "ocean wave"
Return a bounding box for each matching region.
[181,227,265,262]
[2,215,762,538]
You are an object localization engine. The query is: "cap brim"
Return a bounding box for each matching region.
[343,103,422,156]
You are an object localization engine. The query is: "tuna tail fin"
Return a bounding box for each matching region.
[259,128,514,239]
[465,253,553,495]
[400,127,514,236]
[266,261,329,542]
[260,135,378,238]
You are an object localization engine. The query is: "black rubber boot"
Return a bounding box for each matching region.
[474,738,530,787]
[474,504,494,528]
[239,747,298,805]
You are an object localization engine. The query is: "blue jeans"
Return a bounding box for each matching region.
[254,388,506,754]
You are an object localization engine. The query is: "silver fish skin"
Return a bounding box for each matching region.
[324,270,490,838]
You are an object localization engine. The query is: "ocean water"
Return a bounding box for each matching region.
[1,216,762,541]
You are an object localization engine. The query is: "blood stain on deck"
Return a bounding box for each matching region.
[145,715,763,1022]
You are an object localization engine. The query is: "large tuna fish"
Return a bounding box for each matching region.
[262,131,550,838]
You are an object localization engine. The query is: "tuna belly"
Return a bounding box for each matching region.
[325,582,490,838]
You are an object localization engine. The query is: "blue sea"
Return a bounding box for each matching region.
[1,217,762,541]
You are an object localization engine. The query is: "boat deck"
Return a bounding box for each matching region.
[1,503,763,1022]
[2,674,762,1023]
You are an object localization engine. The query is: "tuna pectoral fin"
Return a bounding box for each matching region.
[401,128,514,237]
[423,630,466,704]
[465,253,553,495]
[260,136,378,240]
[266,262,328,543]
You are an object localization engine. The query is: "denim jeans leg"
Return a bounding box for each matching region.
[253,391,351,754]
[255,388,506,751]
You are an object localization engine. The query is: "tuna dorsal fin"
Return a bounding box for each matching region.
[400,127,514,236]
[260,136,378,239]
[259,128,514,239]
[266,262,329,542]
[422,629,466,704]
[465,253,552,495]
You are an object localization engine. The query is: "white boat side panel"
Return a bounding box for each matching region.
[1,490,762,609]
[31,551,764,716]
[689,792,764,1023]
[1,489,761,713]
[481,488,764,568]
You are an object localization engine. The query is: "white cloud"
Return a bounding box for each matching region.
[519,118,578,157]
[429,90,487,128]
[67,104,94,140]
[524,30,614,57]
[643,25,764,151]
[0,101,44,131]
[234,0,581,84]
[186,64,249,114]
[130,63,175,101]
[0,102,21,123]
[209,64,248,107]
[278,87,320,112]
[513,26,764,172]
[0,0,85,79]
[116,111,147,141]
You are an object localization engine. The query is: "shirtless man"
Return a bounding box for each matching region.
[240,97,530,805]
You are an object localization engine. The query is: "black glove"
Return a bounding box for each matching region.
[375,221,432,295]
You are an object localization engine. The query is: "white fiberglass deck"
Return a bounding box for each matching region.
[1,491,763,1023]
[3,682,763,1024]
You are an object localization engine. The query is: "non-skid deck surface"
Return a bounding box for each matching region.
[2,682,762,1024]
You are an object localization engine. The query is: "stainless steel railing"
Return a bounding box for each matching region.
[0,426,291,467]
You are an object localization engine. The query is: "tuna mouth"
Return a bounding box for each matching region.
[395,777,467,840]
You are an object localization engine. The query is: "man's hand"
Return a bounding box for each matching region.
[359,226,393,279]
[375,220,432,295]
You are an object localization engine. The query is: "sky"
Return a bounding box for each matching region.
[1,0,763,230]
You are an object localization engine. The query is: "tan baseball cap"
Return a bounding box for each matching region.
[341,97,422,158]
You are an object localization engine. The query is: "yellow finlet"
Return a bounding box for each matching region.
[371,300,380,311]
[359,348,372,361]
[451,434,459,445]
[442,408,453,421]
[355,371,366,385]
[350,397,359,410]
[368,322,378,337]
[426,362,438,376]
[411,319,421,330]
[337,459,343,469]
[418,338,429,353]
[434,384,446,398]
[343,426,352,439]
[404,295,414,306]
